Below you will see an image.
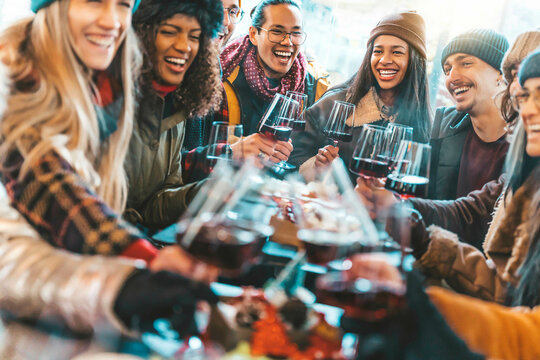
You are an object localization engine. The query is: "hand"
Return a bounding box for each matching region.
[355,176,398,219]
[345,253,403,287]
[386,206,430,258]
[230,133,275,161]
[114,269,218,336]
[314,145,339,168]
[150,245,219,284]
[270,140,293,163]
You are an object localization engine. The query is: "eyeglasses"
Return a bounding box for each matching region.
[224,7,244,24]
[256,26,307,45]
[511,88,540,112]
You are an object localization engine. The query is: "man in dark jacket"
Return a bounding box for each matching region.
[430,29,509,200]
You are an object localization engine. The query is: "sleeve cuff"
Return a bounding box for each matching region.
[120,239,158,265]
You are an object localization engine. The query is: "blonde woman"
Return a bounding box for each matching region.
[0,0,219,280]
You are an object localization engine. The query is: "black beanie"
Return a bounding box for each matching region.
[133,0,223,39]
[441,29,509,71]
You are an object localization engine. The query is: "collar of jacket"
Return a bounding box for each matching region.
[137,90,188,144]
[347,88,389,127]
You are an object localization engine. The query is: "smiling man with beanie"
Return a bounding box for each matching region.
[429,29,510,200]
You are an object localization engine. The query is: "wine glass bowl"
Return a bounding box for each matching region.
[322,101,355,146]
[285,91,308,131]
[349,125,389,179]
[176,213,273,271]
[298,229,366,265]
[258,93,299,141]
[385,141,431,200]
[207,122,243,169]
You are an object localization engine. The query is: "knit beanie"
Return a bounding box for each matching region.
[133,0,223,39]
[367,11,426,58]
[31,0,141,13]
[502,30,540,84]
[518,48,540,86]
[441,29,509,71]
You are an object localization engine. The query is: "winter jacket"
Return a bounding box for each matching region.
[410,176,505,249]
[223,60,330,135]
[289,86,387,180]
[429,286,540,359]
[415,168,538,303]
[124,90,203,231]
[0,186,137,336]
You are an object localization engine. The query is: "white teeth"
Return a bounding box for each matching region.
[529,124,540,132]
[379,70,397,75]
[165,57,186,65]
[86,35,114,47]
[454,86,470,95]
[274,51,292,57]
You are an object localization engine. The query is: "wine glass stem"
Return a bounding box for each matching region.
[333,140,338,147]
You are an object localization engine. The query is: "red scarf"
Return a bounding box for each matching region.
[220,35,307,101]
[152,80,177,98]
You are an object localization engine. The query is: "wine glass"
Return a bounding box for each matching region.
[323,101,355,146]
[285,91,308,131]
[258,93,299,142]
[383,123,413,172]
[349,125,389,180]
[384,141,431,200]
[206,122,243,170]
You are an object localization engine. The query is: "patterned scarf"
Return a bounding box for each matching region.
[93,72,123,142]
[220,35,307,101]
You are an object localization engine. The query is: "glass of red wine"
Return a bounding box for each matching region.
[384,140,431,200]
[349,125,389,180]
[322,101,355,146]
[382,123,413,173]
[206,122,243,170]
[258,93,299,142]
[285,91,308,131]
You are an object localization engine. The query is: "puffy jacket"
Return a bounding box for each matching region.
[124,90,203,231]
[0,187,137,336]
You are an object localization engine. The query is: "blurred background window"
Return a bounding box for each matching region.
[2,0,538,109]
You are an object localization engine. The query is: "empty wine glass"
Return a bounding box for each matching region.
[207,122,243,170]
[383,123,413,172]
[323,101,355,146]
[385,141,431,200]
[285,91,308,131]
[349,125,389,180]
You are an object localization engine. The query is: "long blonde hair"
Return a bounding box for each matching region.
[0,1,141,212]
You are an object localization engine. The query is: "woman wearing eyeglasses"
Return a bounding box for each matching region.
[218,0,330,164]
[289,11,431,180]
[218,0,244,47]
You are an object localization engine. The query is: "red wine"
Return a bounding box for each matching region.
[350,157,389,178]
[322,129,353,143]
[316,272,406,321]
[298,229,364,265]
[385,174,429,199]
[291,120,306,131]
[176,219,267,270]
[260,124,292,141]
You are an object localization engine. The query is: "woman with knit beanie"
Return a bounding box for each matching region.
[0,0,218,342]
[123,0,224,231]
[289,10,431,179]
[347,49,540,360]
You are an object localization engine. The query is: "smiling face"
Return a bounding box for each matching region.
[443,53,502,114]
[154,14,201,87]
[370,35,410,95]
[249,4,302,79]
[521,77,540,157]
[68,0,133,71]
[218,0,240,47]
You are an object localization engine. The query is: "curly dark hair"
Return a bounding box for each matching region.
[133,0,223,117]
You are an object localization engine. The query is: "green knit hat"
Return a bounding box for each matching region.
[441,29,509,71]
[31,0,141,13]
[518,48,540,87]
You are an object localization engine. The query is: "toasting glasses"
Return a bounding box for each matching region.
[385,141,431,200]
[349,125,389,179]
[323,101,355,146]
[285,91,308,131]
[258,93,300,143]
[206,122,243,170]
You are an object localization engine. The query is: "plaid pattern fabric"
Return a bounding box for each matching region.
[2,150,145,255]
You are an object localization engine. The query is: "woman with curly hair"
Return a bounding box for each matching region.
[124,0,224,231]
